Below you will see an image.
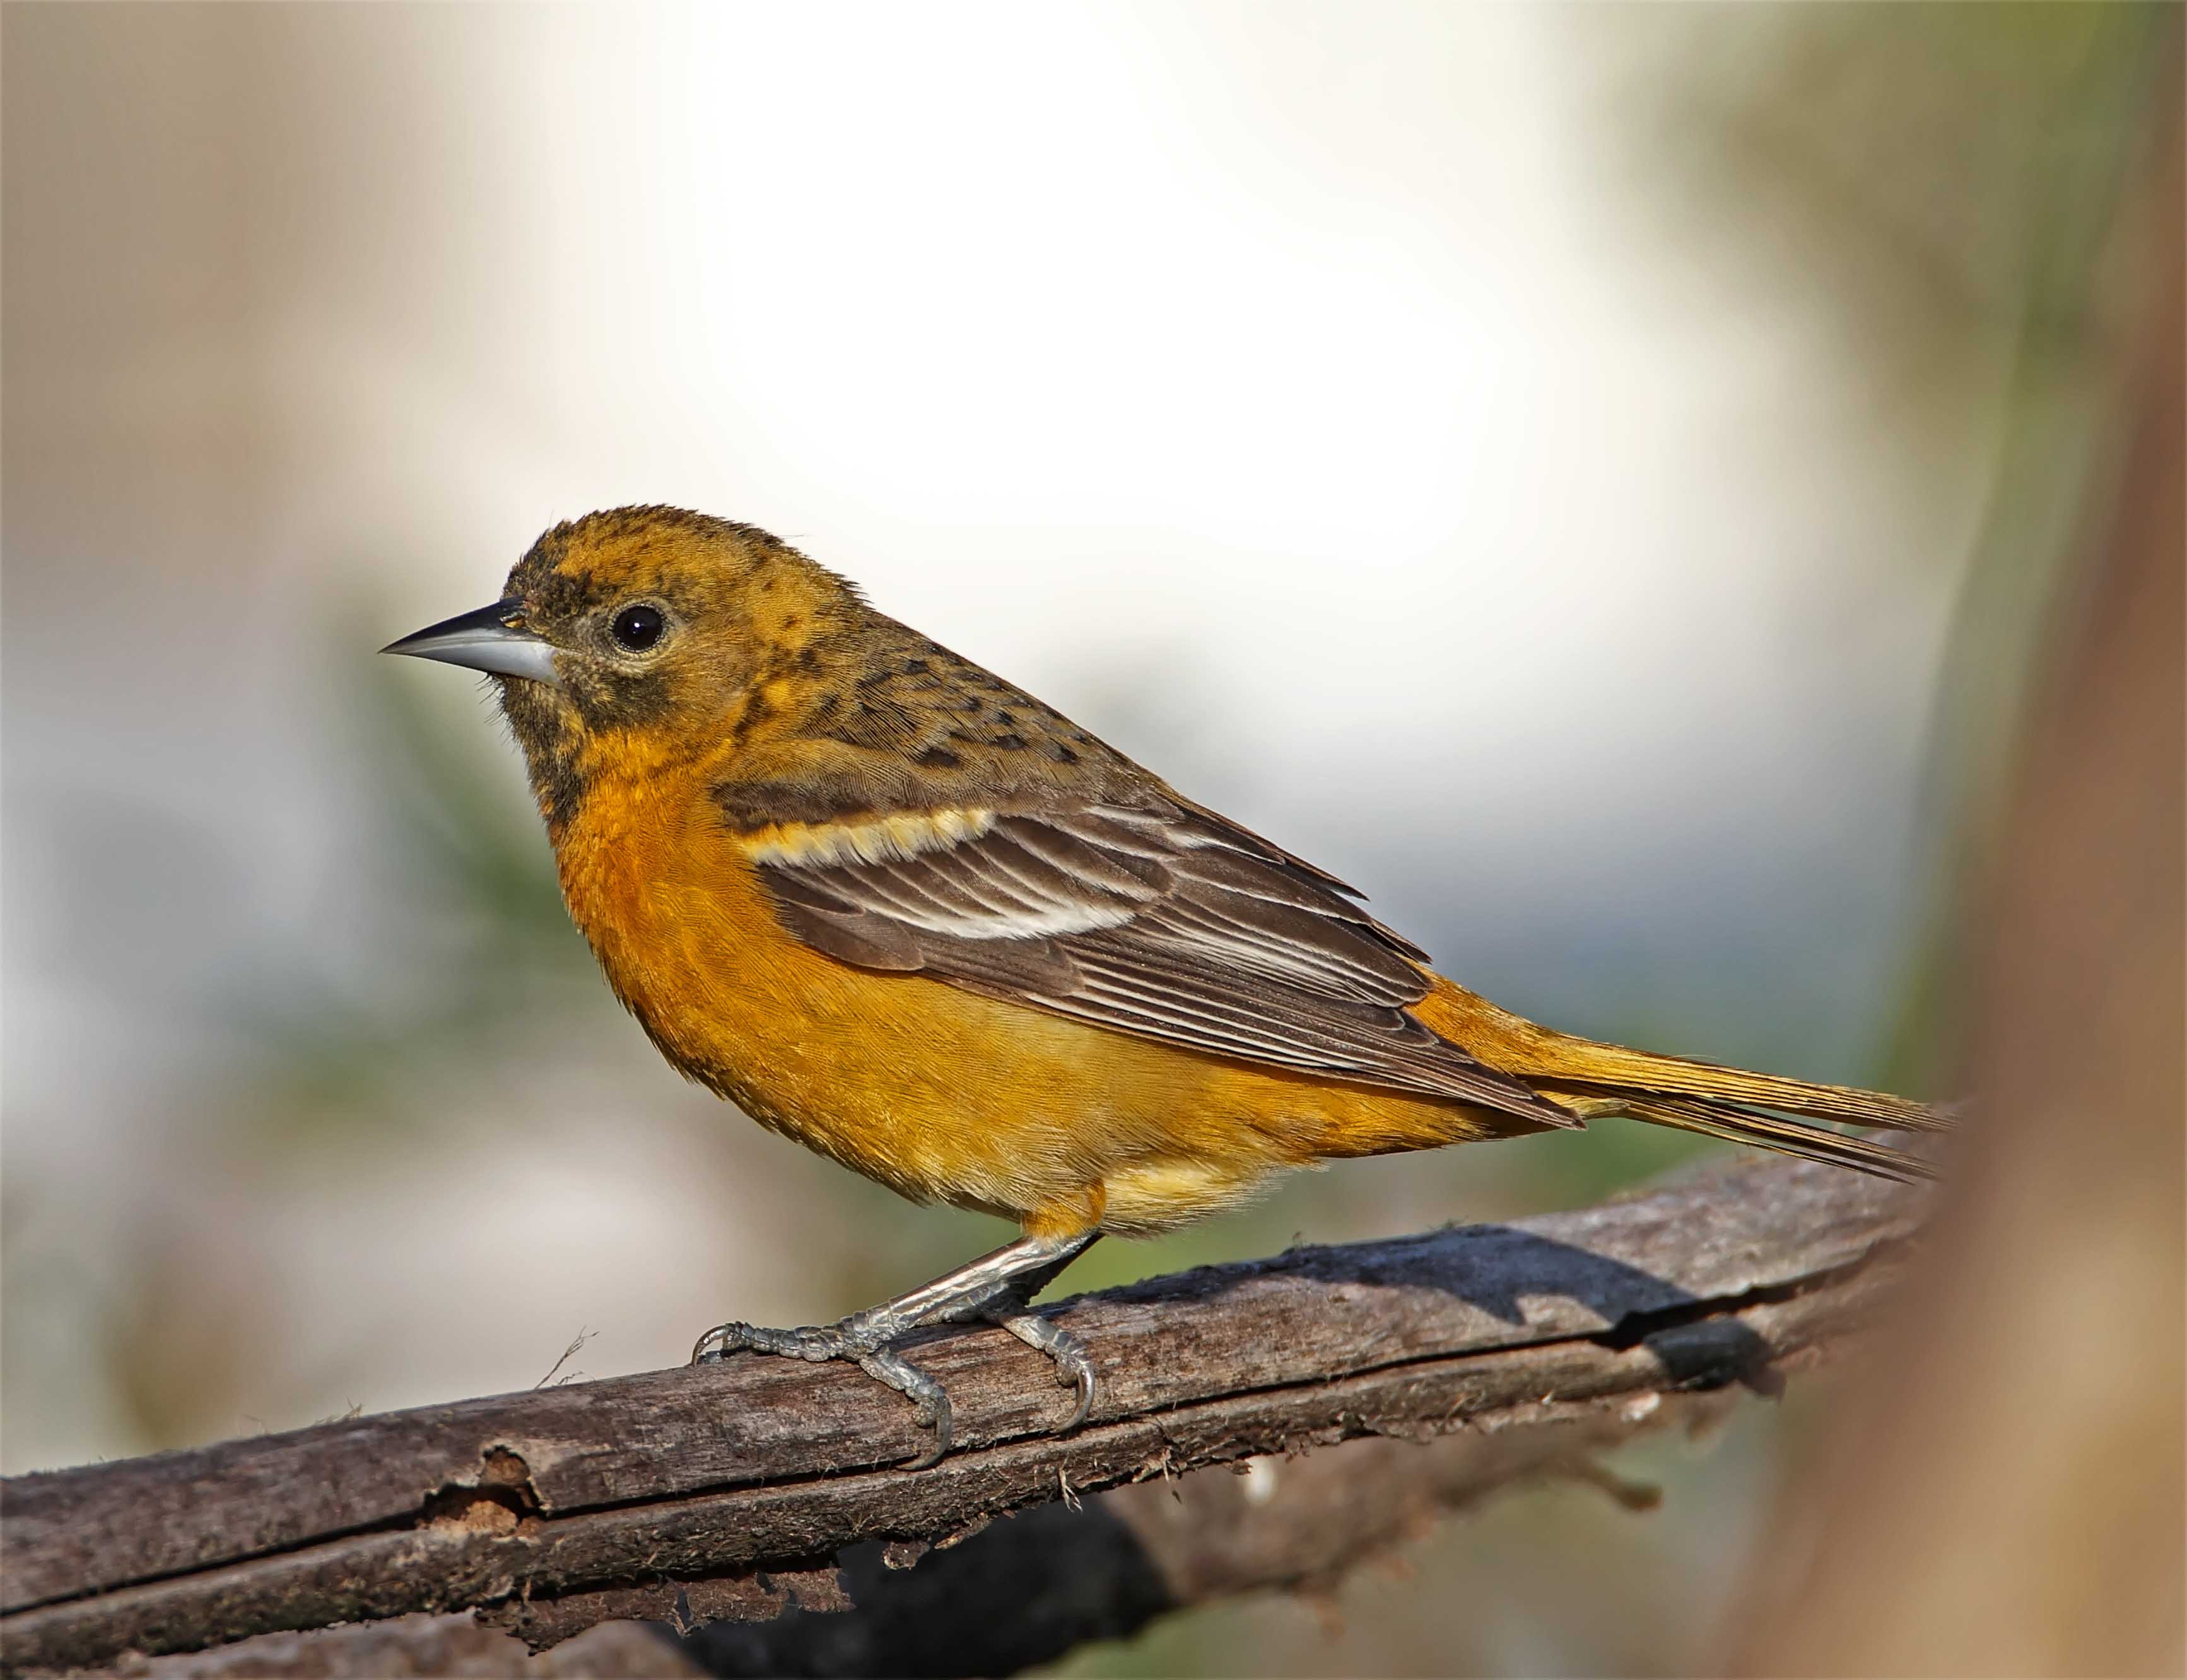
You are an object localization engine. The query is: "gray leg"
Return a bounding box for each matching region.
[691,1231,1100,1468]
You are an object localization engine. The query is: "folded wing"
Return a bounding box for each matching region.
[748,798,1578,1128]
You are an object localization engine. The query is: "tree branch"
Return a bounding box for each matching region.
[664,1384,1735,1680]
[1,1151,1926,1676]
[79,1397,1740,1679]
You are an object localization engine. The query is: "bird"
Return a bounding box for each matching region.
[386,505,1946,1465]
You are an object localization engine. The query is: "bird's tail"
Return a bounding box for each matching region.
[1609,1094,1937,1184]
[1415,977,1950,1185]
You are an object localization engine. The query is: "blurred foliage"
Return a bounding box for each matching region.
[216,601,603,1134]
[1609,3,2162,357]
[1600,3,2172,1101]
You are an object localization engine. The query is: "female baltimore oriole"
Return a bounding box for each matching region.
[389,505,1944,1463]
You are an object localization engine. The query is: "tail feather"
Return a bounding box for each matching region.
[1539,1041,1949,1132]
[1414,978,1954,1181]
[1618,1095,1938,1185]
[1418,980,1954,1135]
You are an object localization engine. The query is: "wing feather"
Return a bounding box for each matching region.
[748,797,1575,1127]
[1140,889,1425,1003]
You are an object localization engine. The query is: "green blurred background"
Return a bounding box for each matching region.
[2,4,2171,1674]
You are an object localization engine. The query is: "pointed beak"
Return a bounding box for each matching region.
[382,601,562,686]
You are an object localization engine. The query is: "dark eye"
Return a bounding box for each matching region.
[610,604,665,652]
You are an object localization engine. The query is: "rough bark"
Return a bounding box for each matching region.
[77,1397,1736,1679]
[1,1151,1926,1676]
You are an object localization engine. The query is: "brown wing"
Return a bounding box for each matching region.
[749,798,1578,1128]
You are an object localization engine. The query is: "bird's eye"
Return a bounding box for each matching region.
[610,604,666,652]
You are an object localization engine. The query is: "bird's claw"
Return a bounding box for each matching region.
[691,1319,853,1364]
[691,1315,955,1467]
[1060,1351,1096,1431]
[691,1322,748,1363]
[993,1310,1098,1431]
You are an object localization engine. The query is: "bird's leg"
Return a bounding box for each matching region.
[691,1230,1100,1468]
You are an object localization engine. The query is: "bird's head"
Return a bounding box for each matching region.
[385,505,866,827]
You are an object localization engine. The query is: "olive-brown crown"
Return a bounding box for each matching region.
[494,505,1139,833]
[500,505,863,730]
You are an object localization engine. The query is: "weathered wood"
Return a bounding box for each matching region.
[672,1385,1737,1678]
[0,1151,1925,1674]
[90,1390,1745,1678]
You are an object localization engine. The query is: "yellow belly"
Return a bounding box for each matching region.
[549,766,1499,1237]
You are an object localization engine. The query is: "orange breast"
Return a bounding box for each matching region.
[549,763,1501,1236]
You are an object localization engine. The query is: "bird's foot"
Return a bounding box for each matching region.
[992,1310,1097,1430]
[694,1313,958,1467]
[689,1231,1101,1468]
